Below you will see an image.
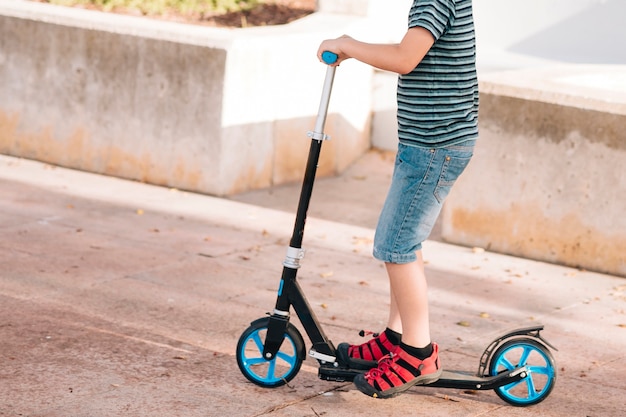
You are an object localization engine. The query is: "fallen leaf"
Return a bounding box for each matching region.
[320,303,328,309]
[320,271,334,278]
[457,321,471,327]
[479,312,490,318]
[352,236,373,245]
[435,393,460,402]
[136,209,144,215]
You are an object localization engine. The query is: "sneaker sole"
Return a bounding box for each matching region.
[354,368,443,399]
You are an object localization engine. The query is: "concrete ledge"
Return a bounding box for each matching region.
[0,0,372,196]
[442,66,626,277]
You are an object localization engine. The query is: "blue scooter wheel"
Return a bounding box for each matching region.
[236,317,305,388]
[489,338,557,406]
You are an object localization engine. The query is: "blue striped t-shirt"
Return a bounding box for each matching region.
[397,0,479,148]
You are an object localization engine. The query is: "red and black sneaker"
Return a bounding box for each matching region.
[336,331,399,370]
[353,343,442,399]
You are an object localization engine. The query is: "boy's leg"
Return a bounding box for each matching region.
[335,268,407,370]
[353,252,441,398]
[386,251,430,348]
[344,141,474,376]
[386,283,402,334]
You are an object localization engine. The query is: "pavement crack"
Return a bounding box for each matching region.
[252,384,349,416]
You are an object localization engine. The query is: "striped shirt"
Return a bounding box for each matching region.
[397,0,479,148]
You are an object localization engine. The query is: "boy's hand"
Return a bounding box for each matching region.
[317,35,353,66]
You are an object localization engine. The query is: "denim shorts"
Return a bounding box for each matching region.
[373,140,476,264]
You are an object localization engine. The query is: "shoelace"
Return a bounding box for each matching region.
[364,353,395,382]
[349,331,383,358]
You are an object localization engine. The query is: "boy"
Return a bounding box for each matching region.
[317,0,479,399]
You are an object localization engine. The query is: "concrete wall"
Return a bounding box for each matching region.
[442,67,626,277]
[0,0,372,196]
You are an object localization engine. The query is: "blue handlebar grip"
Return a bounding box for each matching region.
[322,51,338,65]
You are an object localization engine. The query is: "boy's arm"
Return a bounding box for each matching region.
[317,27,435,75]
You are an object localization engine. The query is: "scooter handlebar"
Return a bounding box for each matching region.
[321,51,338,65]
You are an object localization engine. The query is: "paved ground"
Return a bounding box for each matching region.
[1,152,625,417]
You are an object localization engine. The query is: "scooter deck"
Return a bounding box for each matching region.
[319,366,528,391]
[429,369,527,390]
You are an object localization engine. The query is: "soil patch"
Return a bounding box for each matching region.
[34,0,317,28]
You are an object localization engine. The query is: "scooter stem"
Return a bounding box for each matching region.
[288,56,337,250]
[264,54,340,361]
[310,65,336,140]
[308,51,338,141]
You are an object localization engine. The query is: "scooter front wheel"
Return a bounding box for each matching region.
[236,317,305,388]
[489,338,556,406]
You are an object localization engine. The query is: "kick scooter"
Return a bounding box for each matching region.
[236,52,558,406]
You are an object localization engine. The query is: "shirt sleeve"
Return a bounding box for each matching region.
[408,0,456,41]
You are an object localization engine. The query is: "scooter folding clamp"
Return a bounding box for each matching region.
[283,246,306,269]
[272,309,290,318]
[307,130,331,141]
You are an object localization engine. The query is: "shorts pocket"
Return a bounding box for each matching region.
[434,154,473,203]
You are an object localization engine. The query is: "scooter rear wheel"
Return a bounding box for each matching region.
[489,338,556,406]
[236,317,305,388]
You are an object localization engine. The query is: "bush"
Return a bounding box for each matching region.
[43,0,260,15]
